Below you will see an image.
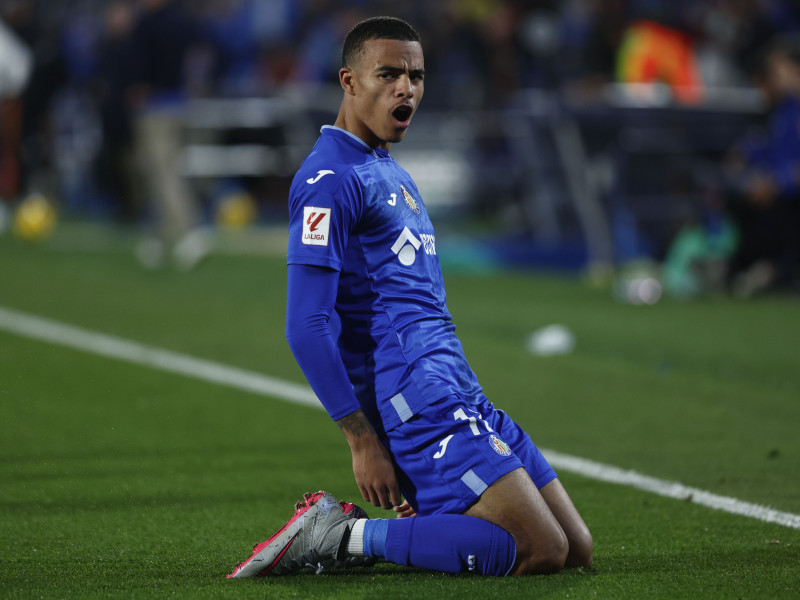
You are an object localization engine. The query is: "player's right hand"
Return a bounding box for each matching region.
[337,409,402,509]
[351,438,402,510]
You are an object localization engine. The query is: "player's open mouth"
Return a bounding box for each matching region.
[392,105,413,127]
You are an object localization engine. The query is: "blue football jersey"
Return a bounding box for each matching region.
[287,126,483,432]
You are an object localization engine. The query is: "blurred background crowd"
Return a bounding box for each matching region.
[1,0,799,297]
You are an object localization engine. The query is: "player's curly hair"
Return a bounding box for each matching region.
[341,16,420,68]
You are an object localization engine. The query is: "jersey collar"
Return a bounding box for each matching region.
[320,125,386,159]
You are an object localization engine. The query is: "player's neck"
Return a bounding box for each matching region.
[333,104,392,152]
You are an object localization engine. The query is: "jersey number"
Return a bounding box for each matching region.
[453,408,493,436]
[434,408,493,459]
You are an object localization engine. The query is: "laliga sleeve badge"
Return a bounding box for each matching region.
[489,435,512,457]
[302,206,331,246]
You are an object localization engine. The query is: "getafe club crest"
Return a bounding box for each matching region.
[489,435,512,457]
[401,185,420,214]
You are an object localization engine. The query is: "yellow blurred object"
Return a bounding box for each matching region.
[215,192,257,229]
[13,194,57,241]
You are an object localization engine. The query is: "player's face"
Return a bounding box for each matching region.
[344,39,425,149]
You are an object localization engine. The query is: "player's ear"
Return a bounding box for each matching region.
[340,67,356,95]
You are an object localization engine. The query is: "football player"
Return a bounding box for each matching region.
[230,16,592,578]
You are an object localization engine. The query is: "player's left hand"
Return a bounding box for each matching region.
[393,500,417,518]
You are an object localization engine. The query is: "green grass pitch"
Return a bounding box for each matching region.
[1,228,799,599]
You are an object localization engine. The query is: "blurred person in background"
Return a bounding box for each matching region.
[92,0,139,225]
[289,0,361,87]
[0,7,32,208]
[4,0,67,207]
[724,34,800,296]
[127,0,214,270]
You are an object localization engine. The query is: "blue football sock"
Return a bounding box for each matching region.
[362,518,389,557]
[367,514,516,576]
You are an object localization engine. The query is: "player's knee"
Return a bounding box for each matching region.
[512,529,569,575]
[565,527,593,569]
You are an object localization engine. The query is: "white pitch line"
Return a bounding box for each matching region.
[0,305,319,409]
[542,449,800,530]
[1,304,799,531]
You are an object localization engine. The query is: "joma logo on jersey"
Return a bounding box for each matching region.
[302,206,331,246]
[306,169,334,184]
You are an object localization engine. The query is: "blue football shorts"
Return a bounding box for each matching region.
[383,393,558,516]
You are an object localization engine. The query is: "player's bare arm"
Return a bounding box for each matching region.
[335,409,374,439]
[336,409,401,510]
